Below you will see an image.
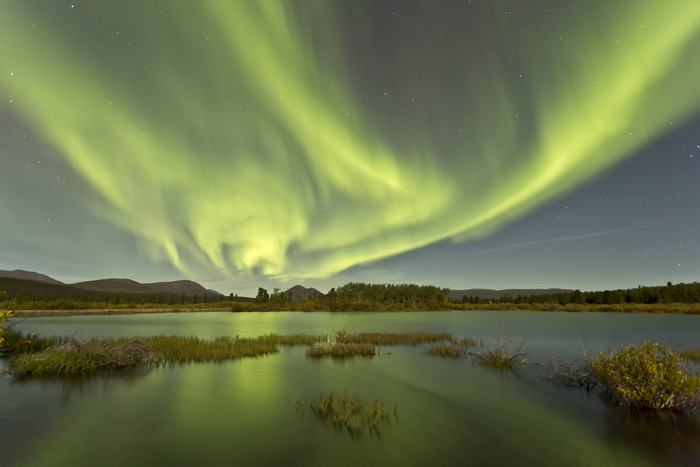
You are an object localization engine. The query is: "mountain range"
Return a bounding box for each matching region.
[0,269,572,301]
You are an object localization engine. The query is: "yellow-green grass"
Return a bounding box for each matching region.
[310,391,393,432]
[590,342,700,411]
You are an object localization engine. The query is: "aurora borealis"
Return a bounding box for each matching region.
[1,1,699,294]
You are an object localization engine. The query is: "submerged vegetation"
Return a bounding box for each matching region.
[309,391,395,432]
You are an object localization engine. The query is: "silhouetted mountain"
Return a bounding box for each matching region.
[285,284,323,301]
[71,278,214,296]
[0,277,125,301]
[0,269,64,285]
[448,288,574,301]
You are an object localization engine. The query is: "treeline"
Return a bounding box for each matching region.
[253,282,450,311]
[459,282,700,306]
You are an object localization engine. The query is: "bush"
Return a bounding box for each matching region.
[0,309,11,347]
[590,342,700,411]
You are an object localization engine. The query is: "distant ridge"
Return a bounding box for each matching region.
[0,270,220,297]
[72,278,217,296]
[448,288,574,301]
[285,284,322,301]
[0,269,64,285]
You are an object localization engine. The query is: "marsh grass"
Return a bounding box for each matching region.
[424,338,477,358]
[470,325,528,368]
[680,348,700,360]
[590,342,700,411]
[306,342,376,358]
[10,338,155,376]
[338,331,460,346]
[7,334,304,376]
[310,391,394,432]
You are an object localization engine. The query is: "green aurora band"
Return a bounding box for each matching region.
[2,1,700,282]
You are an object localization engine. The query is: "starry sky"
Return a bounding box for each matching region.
[1,1,699,296]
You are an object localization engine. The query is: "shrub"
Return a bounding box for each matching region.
[590,342,700,411]
[0,309,11,347]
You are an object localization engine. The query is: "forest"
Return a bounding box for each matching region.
[1,277,699,312]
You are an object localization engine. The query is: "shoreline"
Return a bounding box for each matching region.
[9,303,700,318]
[11,308,232,318]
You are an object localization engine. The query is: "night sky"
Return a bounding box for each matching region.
[1,1,699,296]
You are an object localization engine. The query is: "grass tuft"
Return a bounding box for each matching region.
[424,338,477,358]
[469,325,528,368]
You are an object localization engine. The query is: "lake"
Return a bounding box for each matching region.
[1,310,699,466]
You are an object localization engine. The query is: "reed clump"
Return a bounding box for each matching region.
[306,342,376,358]
[470,326,528,369]
[139,335,279,362]
[424,342,468,358]
[10,338,155,376]
[589,342,700,411]
[337,331,458,346]
[310,391,393,432]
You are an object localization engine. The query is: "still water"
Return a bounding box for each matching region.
[1,310,699,466]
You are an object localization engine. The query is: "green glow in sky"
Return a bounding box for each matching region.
[2,1,700,283]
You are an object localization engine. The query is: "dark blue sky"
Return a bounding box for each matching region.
[1,1,699,295]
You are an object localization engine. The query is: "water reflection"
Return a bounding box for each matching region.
[605,403,700,464]
[2,311,699,466]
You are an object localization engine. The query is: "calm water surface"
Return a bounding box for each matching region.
[1,310,699,466]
